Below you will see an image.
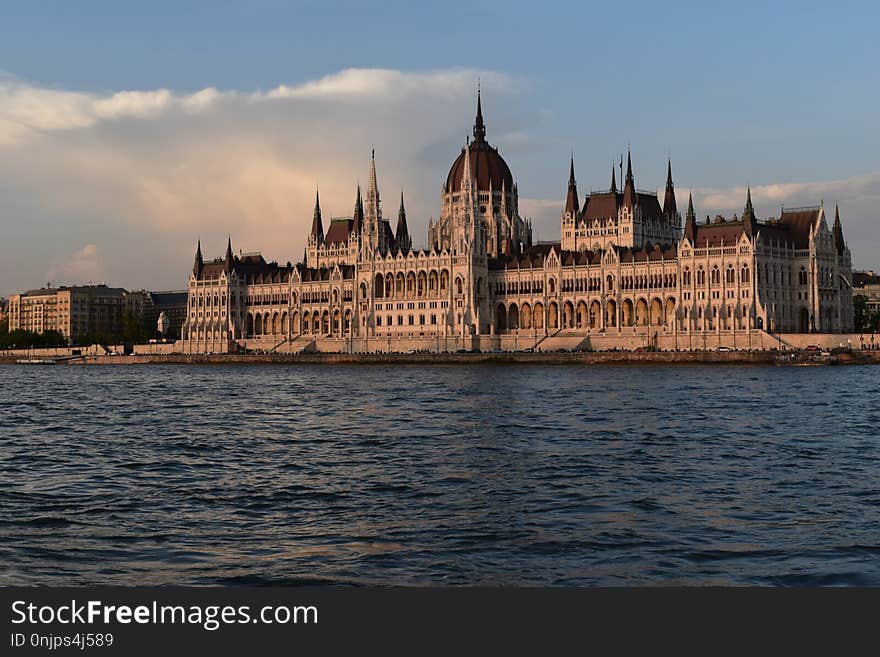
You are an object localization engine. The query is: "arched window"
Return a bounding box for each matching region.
[697,267,706,286]
[726,265,735,284]
[711,266,720,286]
[455,276,463,296]
[799,267,808,286]
[740,265,750,284]
[373,274,383,298]
[548,277,556,294]
[606,275,614,291]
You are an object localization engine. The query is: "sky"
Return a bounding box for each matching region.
[1,0,878,296]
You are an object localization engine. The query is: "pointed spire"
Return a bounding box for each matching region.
[663,158,677,217]
[833,203,846,255]
[352,184,364,234]
[622,148,636,207]
[193,239,203,276]
[473,85,486,143]
[564,156,579,216]
[742,186,756,222]
[310,188,324,243]
[610,164,617,194]
[742,186,757,236]
[368,149,380,207]
[685,192,697,242]
[396,190,411,252]
[224,235,234,271]
[462,137,473,193]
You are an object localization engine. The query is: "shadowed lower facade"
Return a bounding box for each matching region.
[182,93,853,353]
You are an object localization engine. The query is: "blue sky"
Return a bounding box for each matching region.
[1,1,878,294]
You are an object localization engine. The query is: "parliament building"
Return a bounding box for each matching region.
[182,93,854,353]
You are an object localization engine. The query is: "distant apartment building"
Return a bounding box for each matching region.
[8,284,128,341]
[853,270,880,315]
[127,290,188,338]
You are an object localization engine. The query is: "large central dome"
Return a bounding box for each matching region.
[444,92,514,194]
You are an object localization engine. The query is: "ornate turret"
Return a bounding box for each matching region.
[193,239,203,277]
[663,158,677,217]
[436,88,526,259]
[833,203,846,255]
[610,164,617,194]
[564,156,579,217]
[685,192,697,242]
[623,149,636,207]
[310,189,324,243]
[444,90,513,194]
[396,191,411,252]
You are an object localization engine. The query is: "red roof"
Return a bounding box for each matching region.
[445,140,514,193]
[582,192,620,221]
[325,219,355,246]
[689,222,746,248]
[581,191,663,222]
[775,208,818,248]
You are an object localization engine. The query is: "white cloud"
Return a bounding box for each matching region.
[681,172,880,214]
[262,68,517,101]
[92,89,174,120]
[0,67,522,295]
[46,244,104,286]
[0,68,520,146]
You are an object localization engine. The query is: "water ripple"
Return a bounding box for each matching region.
[1,363,878,586]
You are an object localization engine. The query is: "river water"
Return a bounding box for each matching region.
[1,363,878,586]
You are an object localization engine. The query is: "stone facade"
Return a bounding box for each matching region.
[182,94,853,354]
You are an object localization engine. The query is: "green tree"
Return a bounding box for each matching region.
[0,329,65,349]
[122,309,149,344]
[854,294,869,332]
